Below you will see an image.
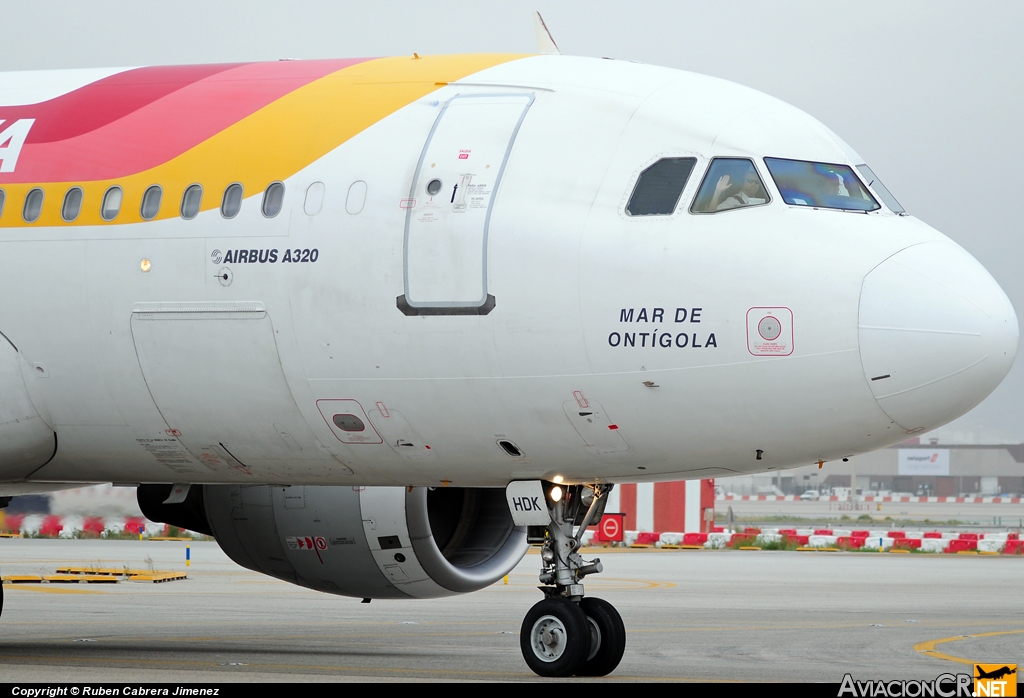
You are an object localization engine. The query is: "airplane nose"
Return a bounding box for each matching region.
[858,241,1018,433]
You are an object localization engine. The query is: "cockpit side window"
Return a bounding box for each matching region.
[690,158,769,214]
[856,164,904,213]
[626,157,696,216]
[764,157,880,212]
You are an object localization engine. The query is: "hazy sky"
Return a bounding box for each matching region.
[2,1,1021,443]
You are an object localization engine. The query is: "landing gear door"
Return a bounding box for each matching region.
[399,93,534,316]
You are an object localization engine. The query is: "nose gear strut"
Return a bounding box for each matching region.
[519,483,625,677]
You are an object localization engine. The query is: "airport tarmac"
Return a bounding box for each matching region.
[0,538,1021,683]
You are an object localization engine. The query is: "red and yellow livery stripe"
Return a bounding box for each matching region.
[0,54,526,226]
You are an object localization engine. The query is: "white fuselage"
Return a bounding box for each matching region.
[0,56,1016,490]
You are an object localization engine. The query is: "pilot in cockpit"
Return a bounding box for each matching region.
[706,163,767,211]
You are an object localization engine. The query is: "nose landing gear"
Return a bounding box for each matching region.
[519,484,625,677]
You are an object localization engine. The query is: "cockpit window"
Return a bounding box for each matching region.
[764,158,880,212]
[856,164,904,213]
[691,158,769,214]
[626,157,696,216]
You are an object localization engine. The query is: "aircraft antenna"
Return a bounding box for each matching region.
[533,11,561,55]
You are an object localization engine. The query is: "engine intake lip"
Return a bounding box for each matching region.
[405,486,528,593]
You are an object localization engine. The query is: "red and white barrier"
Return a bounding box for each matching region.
[583,527,1022,554]
[719,494,803,501]
[0,514,189,538]
[718,494,1024,504]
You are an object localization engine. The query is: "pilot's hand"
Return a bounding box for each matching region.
[714,174,731,194]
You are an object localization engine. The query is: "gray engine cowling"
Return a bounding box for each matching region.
[201,485,527,599]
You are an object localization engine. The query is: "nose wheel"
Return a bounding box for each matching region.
[577,597,626,676]
[521,597,590,676]
[518,483,626,677]
[520,596,625,677]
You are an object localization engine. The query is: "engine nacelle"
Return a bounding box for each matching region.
[139,484,527,599]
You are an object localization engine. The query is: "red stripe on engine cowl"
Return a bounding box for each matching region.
[0,58,370,183]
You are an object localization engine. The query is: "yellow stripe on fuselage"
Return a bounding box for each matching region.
[0,54,527,228]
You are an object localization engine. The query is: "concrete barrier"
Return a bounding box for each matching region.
[920,539,948,553]
[656,532,683,546]
[634,531,661,546]
[945,539,977,553]
[705,532,731,549]
[977,539,1004,553]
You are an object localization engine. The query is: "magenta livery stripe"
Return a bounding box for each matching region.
[0,58,370,183]
[2,64,242,143]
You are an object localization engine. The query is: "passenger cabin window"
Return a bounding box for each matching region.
[101,186,123,221]
[346,180,367,215]
[764,158,879,212]
[304,181,325,216]
[856,164,904,213]
[0,189,6,219]
[62,187,84,222]
[626,157,696,216]
[140,185,162,220]
[23,188,44,223]
[691,158,769,213]
[262,182,284,217]
[221,183,243,218]
[181,184,203,219]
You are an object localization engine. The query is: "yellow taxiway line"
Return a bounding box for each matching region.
[914,629,1024,665]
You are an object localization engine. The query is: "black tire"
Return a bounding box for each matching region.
[520,597,591,677]
[577,597,626,676]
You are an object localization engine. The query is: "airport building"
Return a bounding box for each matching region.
[716,439,1024,497]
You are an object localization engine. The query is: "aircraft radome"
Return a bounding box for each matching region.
[0,21,1017,677]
